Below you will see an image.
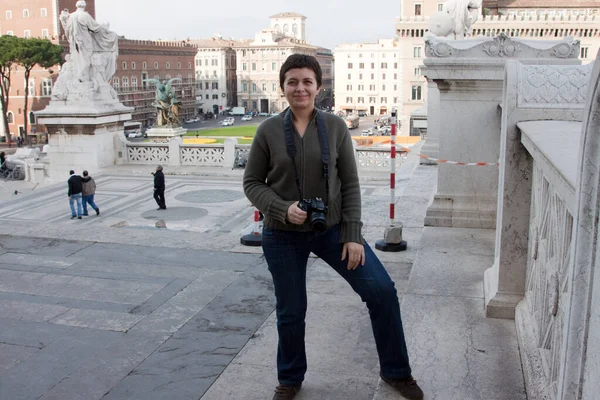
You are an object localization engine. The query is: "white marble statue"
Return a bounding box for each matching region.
[53,0,118,101]
[429,0,483,39]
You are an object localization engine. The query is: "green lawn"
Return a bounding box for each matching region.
[185,125,259,137]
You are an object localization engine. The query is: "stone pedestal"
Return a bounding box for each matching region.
[420,80,439,165]
[146,126,187,141]
[36,101,133,180]
[422,33,580,229]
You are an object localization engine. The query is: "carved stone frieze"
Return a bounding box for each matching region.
[517,64,593,108]
[425,33,580,59]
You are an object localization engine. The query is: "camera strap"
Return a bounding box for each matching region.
[284,108,330,203]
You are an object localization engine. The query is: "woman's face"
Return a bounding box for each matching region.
[282,68,321,112]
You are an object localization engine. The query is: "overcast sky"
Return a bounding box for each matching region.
[95,0,402,50]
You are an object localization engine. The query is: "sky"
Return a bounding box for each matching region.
[95,0,402,50]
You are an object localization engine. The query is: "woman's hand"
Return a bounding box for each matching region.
[342,242,365,270]
[287,201,307,225]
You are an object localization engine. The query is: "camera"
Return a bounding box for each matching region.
[298,198,328,231]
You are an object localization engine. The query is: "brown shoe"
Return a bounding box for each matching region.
[272,384,301,400]
[381,375,424,400]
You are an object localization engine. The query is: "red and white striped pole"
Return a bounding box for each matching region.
[376,109,407,252]
[240,208,263,246]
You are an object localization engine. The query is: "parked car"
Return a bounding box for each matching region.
[127,130,147,138]
[270,112,279,116]
[258,112,269,117]
[241,115,253,121]
[221,117,234,126]
[358,111,368,117]
[361,129,374,137]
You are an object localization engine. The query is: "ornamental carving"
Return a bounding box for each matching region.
[517,64,592,108]
[180,147,225,166]
[482,34,522,57]
[127,146,169,163]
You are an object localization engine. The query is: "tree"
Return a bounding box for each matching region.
[0,35,20,144]
[15,38,63,143]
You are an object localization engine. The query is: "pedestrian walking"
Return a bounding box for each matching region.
[81,170,100,216]
[152,165,166,210]
[243,54,423,400]
[67,170,83,219]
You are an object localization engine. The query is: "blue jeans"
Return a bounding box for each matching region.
[262,224,412,385]
[69,193,83,217]
[82,194,99,215]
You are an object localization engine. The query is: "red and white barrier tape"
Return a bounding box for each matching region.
[389,112,397,222]
[252,209,261,235]
[397,146,499,166]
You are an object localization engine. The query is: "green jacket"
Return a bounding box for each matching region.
[243,110,363,243]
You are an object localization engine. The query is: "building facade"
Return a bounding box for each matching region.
[113,40,197,127]
[394,0,600,134]
[333,39,402,116]
[189,37,238,115]
[234,13,333,114]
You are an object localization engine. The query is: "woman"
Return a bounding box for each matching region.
[243,54,423,400]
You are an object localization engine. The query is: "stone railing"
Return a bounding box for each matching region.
[125,139,406,172]
[485,56,598,400]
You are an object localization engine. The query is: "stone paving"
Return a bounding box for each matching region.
[0,146,525,400]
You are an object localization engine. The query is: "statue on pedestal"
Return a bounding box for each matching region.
[53,0,119,102]
[429,0,483,39]
[145,78,182,127]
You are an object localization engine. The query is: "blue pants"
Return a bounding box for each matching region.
[82,194,99,215]
[69,193,82,217]
[262,224,412,385]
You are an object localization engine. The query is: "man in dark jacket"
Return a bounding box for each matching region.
[152,165,166,210]
[67,170,83,219]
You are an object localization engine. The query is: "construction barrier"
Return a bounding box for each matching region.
[398,146,499,166]
[240,209,262,246]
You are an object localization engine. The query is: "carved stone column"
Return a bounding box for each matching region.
[422,33,580,229]
[420,79,439,165]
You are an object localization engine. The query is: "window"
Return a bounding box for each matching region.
[143,62,147,69]
[243,83,248,91]
[413,47,422,58]
[371,63,375,69]
[122,77,129,89]
[382,84,386,91]
[252,100,257,110]
[348,73,351,80]
[41,8,47,17]
[411,85,422,100]
[581,47,589,59]
[154,62,159,69]
[27,79,35,95]
[188,62,191,68]
[23,9,29,18]
[346,97,353,103]
[381,63,388,69]
[358,84,364,91]
[415,4,422,16]
[394,97,398,103]
[166,62,171,69]
[24,30,31,38]
[369,97,376,104]
[359,73,363,80]
[130,62,135,70]
[177,62,181,69]
[6,11,12,19]
[6,31,13,36]
[7,112,14,123]
[252,83,257,92]
[272,62,277,70]
[359,63,364,69]
[211,59,217,66]
[131,76,138,89]
[438,3,444,11]
[394,73,398,79]
[381,97,387,103]
[206,94,209,99]
[414,67,421,76]
[42,29,49,39]
[272,83,277,91]
[346,84,352,90]
[394,84,398,91]
[42,79,52,96]
[112,77,120,89]
[382,73,386,80]
[251,63,256,71]
[29,112,35,124]
[242,63,247,71]
[262,83,267,91]
[358,97,364,103]
[369,84,376,91]
[212,82,218,90]
[262,63,266,71]
[243,101,248,108]
[205,82,209,89]
[347,63,353,69]
[213,94,218,99]
[394,62,398,69]
[371,73,375,80]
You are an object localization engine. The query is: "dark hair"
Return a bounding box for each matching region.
[83,170,89,177]
[279,54,322,90]
[69,170,75,175]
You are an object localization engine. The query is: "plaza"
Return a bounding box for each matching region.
[0,147,524,400]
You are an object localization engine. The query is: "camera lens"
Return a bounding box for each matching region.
[311,213,327,232]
